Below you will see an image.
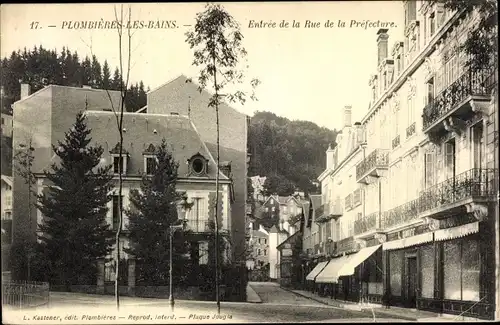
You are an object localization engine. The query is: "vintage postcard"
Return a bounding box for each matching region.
[1,1,499,324]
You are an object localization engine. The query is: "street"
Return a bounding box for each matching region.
[2,282,408,323]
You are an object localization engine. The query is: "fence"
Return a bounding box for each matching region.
[2,280,50,309]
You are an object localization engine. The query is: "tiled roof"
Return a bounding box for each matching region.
[82,111,228,180]
[1,175,13,187]
[252,229,268,238]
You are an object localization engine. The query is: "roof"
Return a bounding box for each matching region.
[79,111,229,180]
[277,231,302,249]
[251,229,268,238]
[302,201,311,226]
[310,195,322,211]
[1,175,13,187]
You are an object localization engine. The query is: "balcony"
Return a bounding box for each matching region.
[186,219,212,233]
[354,212,384,238]
[356,149,390,184]
[352,189,362,208]
[406,122,416,138]
[382,198,419,230]
[418,168,497,220]
[316,201,343,223]
[392,135,400,149]
[422,67,495,137]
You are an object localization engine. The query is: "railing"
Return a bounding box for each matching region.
[392,135,400,149]
[2,280,50,309]
[417,168,496,214]
[314,204,325,219]
[354,212,379,235]
[382,198,419,229]
[406,122,416,138]
[422,67,495,131]
[353,189,362,207]
[356,149,390,181]
[186,220,211,233]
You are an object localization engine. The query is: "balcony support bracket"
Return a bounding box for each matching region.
[374,233,387,244]
[443,116,466,138]
[465,202,489,223]
[470,99,490,116]
[423,216,440,231]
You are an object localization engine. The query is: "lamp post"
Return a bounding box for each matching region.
[168,218,187,313]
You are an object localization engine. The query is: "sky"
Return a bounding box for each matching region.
[1,2,404,131]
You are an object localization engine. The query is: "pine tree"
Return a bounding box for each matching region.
[36,112,114,288]
[81,56,92,86]
[91,55,102,88]
[125,139,193,285]
[138,81,147,109]
[111,67,121,90]
[102,60,111,89]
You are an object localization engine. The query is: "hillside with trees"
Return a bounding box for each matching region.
[1,46,148,115]
[248,111,338,195]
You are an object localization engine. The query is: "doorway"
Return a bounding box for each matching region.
[406,256,417,308]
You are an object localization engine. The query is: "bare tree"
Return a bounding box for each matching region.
[185,3,260,313]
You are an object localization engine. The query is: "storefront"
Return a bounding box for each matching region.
[383,212,495,320]
[305,260,328,293]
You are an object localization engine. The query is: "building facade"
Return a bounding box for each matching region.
[10,81,247,284]
[303,1,498,320]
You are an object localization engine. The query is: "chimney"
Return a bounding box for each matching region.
[377,29,389,66]
[20,84,31,99]
[326,143,335,169]
[343,105,352,128]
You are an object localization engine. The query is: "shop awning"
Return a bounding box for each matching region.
[337,245,381,277]
[382,232,434,251]
[434,221,479,242]
[305,261,328,281]
[382,237,405,251]
[315,254,355,284]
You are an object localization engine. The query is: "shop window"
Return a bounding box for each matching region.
[420,245,435,298]
[443,238,480,301]
[389,250,403,296]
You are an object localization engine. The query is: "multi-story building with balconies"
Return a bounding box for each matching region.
[11,79,248,285]
[304,1,498,320]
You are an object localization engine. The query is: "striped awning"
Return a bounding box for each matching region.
[315,254,355,284]
[305,261,328,281]
[434,221,479,242]
[337,245,381,277]
[382,232,434,251]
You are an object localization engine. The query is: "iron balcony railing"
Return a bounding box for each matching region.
[382,198,419,229]
[406,122,416,138]
[392,135,401,149]
[186,219,212,233]
[422,67,496,131]
[417,168,497,214]
[354,212,380,235]
[2,281,50,309]
[356,149,390,181]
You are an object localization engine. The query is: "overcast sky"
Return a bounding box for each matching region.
[1,2,404,131]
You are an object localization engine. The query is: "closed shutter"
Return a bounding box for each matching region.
[425,152,435,189]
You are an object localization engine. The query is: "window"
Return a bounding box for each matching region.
[426,78,435,105]
[192,158,205,174]
[389,250,403,296]
[113,156,126,174]
[112,195,123,230]
[420,245,435,298]
[264,249,267,256]
[444,139,456,180]
[187,197,208,232]
[407,95,415,126]
[5,195,12,208]
[199,241,209,265]
[444,238,480,301]
[265,207,269,212]
[144,156,156,175]
[284,206,288,213]
[424,152,436,189]
[429,12,436,36]
[264,239,267,245]
[471,123,484,169]
[271,207,275,212]
[404,0,416,26]
[1,118,4,125]
[258,249,261,255]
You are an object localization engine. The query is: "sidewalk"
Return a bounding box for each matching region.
[281,287,483,322]
[246,284,262,303]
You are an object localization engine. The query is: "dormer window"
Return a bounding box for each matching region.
[143,144,157,176]
[110,143,129,175]
[187,153,209,177]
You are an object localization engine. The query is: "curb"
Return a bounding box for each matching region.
[279,286,362,311]
[246,286,263,304]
